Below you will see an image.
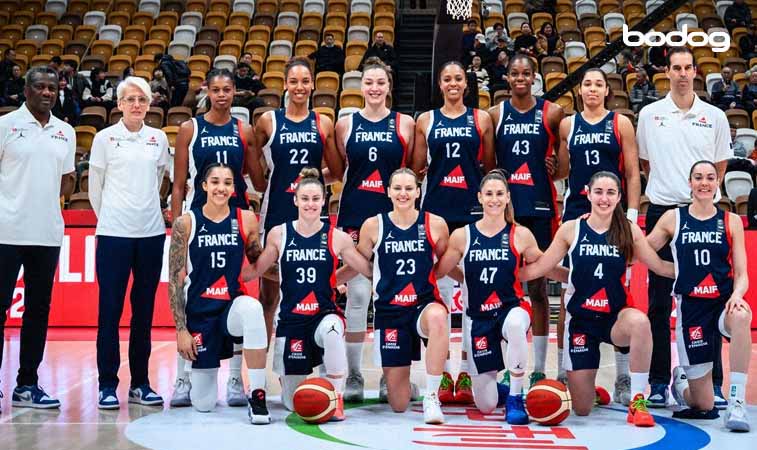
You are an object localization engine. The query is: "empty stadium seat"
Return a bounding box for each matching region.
[139,0,161,18]
[180,12,203,31]
[269,39,293,57]
[83,11,106,31]
[726,108,750,129]
[303,0,326,15]
[167,41,191,60]
[213,54,237,71]
[724,171,754,202]
[351,0,372,14]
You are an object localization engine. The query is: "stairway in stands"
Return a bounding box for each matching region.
[393,11,436,116]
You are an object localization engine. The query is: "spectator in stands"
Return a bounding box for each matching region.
[618,47,646,78]
[486,22,512,52]
[83,68,115,110]
[360,31,397,71]
[513,23,538,57]
[0,67,75,410]
[488,50,511,93]
[155,53,190,107]
[462,19,479,57]
[711,67,743,111]
[491,36,511,58]
[740,26,757,60]
[52,76,78,125]
[48,56,62,75]
[724,0,753,32]
[61,59,88,105]
[88,76,169,410]
[646,45,667,75]
[234,62,266,116]
[0,49,16,86]
[536,23,564,61]
[307,32,346,74]
[742,69,757,118]
[465,33,492,67]
[240,52,262,80]
[726,128,757,181]
[630,68,658,113]
[149,68,170,111]
[525,0,555,17]
[467,55,490,91]
[2,65,24,107]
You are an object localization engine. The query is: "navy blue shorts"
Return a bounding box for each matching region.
[515,216,554,251]
[467,301,531,375]
[676,295,728,367]
[186,304,243,369]
[564,314,629,371]
[373,302,435,367]
[274,314,334,376]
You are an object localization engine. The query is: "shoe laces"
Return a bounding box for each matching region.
[174,378,188,389]
[456,373,472,390]
[439,374,454,390]
[631,397,651,413]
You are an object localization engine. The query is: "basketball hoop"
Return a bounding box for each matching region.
[446,0,472,21]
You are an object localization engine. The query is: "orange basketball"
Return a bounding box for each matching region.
[526,379,572,425]
[293,378,338,424]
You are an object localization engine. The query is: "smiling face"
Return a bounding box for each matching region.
[579,70,609,108]
[294,182,325,221]
[117,84,150,121]
[207,74,235,110]
[688,162,718,201]
[202,166,234,207]
[24,71,58,115]
[361,67,390,107]
[507,57,534,97]
[587,176,621,217]
[439,63,466,103]
[388,172,419,211]
[478,178,510,217]
[285,64,313,106]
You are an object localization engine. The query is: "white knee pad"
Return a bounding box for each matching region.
[437,276,455,308]
[502,307,530,374]
[190,369,219,412]
[281,374,307,411]
[684,363,713,380]
[227,295,268,350]
[471,372,498,414]
[315,314,347,378]
[345,275,372,333]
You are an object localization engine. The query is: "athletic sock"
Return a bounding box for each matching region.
[510,372,524,395]
[615,351,630,378]
[330,376,345,393]
[230,345,243,377]
[630,372,648,398]
[729,372,747,403]
[426,374,442,396]
[444,359,452,374]
[248,369,266,392]
[459,358,470,374]
[346,342,363,374]
[176,353,189,381]
[557,347,565,377]
[533,336,547,373]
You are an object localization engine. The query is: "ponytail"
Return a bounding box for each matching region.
[480,169,515,224]
[295,167,324,195]
[588,171,634,262]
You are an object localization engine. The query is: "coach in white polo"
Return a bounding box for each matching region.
[636,47,732,408]
[0,67,75,410]
[89,76,170,410]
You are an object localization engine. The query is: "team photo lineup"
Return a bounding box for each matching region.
[1,0,756,448]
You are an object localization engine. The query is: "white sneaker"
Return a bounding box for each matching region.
[226,377,247,407]
[379,375,388,403]
[344,372,364,403]
[671,366,688,407]
[423,392,444,424]
[410,382,421,401]
[170,378,192,407]
[613,374,632,406]
[724,400,750,432]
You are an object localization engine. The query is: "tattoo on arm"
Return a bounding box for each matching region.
[246,233,263,264]
[169,217,189,331]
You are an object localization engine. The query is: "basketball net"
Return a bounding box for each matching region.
[446,0,472,20]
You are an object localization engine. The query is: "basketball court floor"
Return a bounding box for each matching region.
[1,327,755,450]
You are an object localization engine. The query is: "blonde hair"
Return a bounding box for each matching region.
[295,167,324,195]
[116,76,152,100]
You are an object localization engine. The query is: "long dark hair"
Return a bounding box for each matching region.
[587,171,633,262]
[479,169,515,224]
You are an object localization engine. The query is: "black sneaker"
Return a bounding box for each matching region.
[248,389,271,425]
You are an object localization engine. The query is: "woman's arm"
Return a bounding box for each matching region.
[241,210,262,263]
[168,215,197,360]
[619,115,641,217]
[409,112,430,175]
[554,117,571,180]
[435,227,466,279]
[645,209,676,252]
[519,222,572,281]
[336,217,378,284]
[249,112,271,192]
[241,225,281,281]
[632,223,675,278]
[170,119,193,225]
[478,110,496,173]
[333,229,372,278]
[726,213,749,313]
[320,114,344,182]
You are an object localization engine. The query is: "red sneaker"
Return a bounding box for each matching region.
[438,372,455,404]
[627,393,655,427]
[595,386,611,405]
[453,372,474,404]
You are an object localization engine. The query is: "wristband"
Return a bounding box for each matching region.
[626,208,639,224]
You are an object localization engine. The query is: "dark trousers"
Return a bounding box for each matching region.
[96,234,165,390]
[646,204,723,386]
[0,244,60,386]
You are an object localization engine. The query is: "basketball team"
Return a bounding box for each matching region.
[0,45,750,433]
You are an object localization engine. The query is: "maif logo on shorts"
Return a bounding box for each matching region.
[290,339,304,353]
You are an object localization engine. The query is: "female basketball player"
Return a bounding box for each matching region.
[554,68,641,404]
[335,59,415,402]
[520,171,673,427]
[340,168,451,424]
[487,54,565,388]
[168,163,270,423]
[242,168,371,421]
[171,69,256,407]
[646,161,751,432]
[250,58,343,350]
[436,170,567,423]
[410,60,496,404]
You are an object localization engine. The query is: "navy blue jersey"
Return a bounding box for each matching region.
[495,99,557,218]
[421,108,484,224]
[461,222,524,320]
[565,219,630,320]
[563,112,623,221]
[337,111,408,230]
[261,109,325,231]
[276,221,339,329]
[372,212,442,328]
[185,207,248,317]
[672,207,733,299]
[187,115,249,211]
